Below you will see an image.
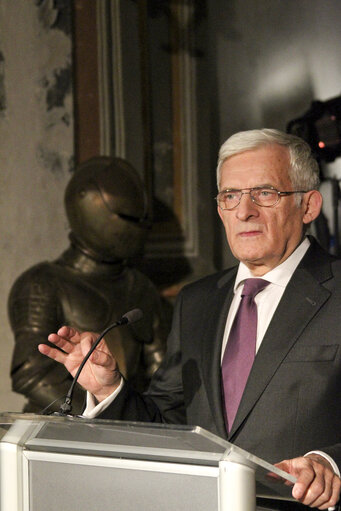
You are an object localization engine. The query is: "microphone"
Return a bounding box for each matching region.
[53,308,143,416]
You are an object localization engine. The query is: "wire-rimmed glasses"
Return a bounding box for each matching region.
[215,186,307,210]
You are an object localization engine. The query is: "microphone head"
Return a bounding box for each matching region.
[121,308,143,325]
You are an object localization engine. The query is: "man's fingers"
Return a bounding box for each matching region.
[90,348,117,370]
[291,461,316,500]
[78,335,115,368]
[300,455,341,509]
[275,456,341,509]
[38,343,67,364]
[46,328,99,354]
[46,333,75,354]
[294,471,325,507]
[39,326,120,399]
[328,474,341,509]
[56,325,83,343]
[313,473,341,510]
[57,325,76,337]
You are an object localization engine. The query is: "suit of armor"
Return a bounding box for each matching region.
[8,157,167,413]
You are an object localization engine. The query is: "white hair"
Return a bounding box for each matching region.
[216,129,320,196]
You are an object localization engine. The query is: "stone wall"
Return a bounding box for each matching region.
[0,0,73,411]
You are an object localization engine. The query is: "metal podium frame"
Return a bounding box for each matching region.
[0,412,295,511]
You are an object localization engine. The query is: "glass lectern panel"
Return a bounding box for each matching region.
[0,412,228,464]
[0,412,295,511]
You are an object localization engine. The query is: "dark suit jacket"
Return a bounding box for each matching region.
[100,238,341,473]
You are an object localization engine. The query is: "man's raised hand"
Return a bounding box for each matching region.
[38,326,121,402]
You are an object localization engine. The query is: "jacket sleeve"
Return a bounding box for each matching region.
[98,291,186,425]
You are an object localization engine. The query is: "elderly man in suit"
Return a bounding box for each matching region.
[39,129,341,510]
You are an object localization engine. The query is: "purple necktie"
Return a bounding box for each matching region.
[222,278,270,432]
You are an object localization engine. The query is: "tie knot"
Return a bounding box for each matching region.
[241,278,270,299]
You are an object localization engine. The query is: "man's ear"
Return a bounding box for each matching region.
[302,190,323,225]
[217,204,224,223]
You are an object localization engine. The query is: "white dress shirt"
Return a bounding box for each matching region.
[221,237,311,359]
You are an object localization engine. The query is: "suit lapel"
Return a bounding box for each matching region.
[228,243,332,439]
[200,268,237,438]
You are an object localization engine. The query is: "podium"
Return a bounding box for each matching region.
[0,412,295,511]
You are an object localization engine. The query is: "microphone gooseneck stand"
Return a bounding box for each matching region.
[46,308,143,417]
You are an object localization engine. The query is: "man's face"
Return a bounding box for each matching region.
[218,144,317,275]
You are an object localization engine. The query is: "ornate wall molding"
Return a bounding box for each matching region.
[96,0,199,260]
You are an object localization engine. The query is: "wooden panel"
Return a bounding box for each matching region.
[73,0,100,163]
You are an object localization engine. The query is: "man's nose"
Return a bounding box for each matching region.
[236,192,259,219]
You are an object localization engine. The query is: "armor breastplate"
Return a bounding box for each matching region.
[8,247,166,412]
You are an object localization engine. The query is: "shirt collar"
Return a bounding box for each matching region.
[234,237,311,292]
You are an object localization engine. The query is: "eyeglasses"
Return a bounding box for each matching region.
[215,187,307,210]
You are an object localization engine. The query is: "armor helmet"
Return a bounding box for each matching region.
[65,156,150,261]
